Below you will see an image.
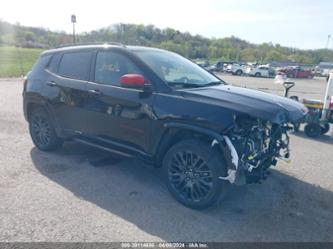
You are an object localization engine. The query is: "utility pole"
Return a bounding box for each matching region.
[71,15,76,43]
[325,34,331,49]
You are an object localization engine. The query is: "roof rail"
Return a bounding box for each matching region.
[55,42,126,49]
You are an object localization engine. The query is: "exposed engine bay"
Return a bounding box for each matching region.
[218,115,292,185]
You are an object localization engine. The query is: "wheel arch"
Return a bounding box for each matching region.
[154,122,225,167]
[25,100,64,138]
[26,102,44,122]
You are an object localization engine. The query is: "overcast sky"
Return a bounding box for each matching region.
[1,0,332,49]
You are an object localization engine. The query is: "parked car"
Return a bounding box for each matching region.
[23,43,306,209]
[315,62,333,77]
[230,63,249,75]
[249,65,276,78]
[278,66,314,78]
[208,61,236,72]
[207,61,224,72]
[195,60,209,68]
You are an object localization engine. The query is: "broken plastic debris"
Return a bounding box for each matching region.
[219,136,239,184]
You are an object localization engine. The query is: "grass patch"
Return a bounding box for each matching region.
[0,46,44,77]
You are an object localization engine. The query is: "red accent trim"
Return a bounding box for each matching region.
[120,74,145,88]
[329,96,333,110]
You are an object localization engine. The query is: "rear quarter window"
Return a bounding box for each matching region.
[30,54,52,77]
[58,52,92,81]
[47,53,61,73]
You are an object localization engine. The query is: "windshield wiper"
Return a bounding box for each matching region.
[168,82,203,88]
[200,81,223,87]
[168,81,224,88]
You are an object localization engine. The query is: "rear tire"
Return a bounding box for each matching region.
[163,139,227,209]
[254,72,261,77]
[304,123,321,138]
[29,107,63,151]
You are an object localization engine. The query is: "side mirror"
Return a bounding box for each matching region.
[120,74,146,89]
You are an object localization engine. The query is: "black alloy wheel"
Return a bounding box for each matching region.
[163,140,227,209]
[168,150,213,201]
[29,108,63,151]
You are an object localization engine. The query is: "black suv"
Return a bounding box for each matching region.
[23,43,307,209]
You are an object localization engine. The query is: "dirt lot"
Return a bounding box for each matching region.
[0,76,332,242]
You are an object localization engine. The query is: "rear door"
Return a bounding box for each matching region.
[44,51,93,135]
[84,49,154,154]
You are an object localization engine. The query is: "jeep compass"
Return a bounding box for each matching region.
[23,43,307,209]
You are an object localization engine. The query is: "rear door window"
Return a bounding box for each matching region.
[58,52,92,81]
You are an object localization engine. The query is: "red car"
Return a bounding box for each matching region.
[278,66,314,78]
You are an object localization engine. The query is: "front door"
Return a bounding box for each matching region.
[85,50,154,154]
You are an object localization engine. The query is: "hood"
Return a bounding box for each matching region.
[179,84,307,124]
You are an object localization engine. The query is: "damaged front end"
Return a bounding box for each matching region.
[216,115,292,185]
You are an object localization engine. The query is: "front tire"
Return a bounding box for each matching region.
[304,123,321,138]
[163,139,227,209]
[29,107,63,151]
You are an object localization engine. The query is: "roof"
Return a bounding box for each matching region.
[42,42,165,55]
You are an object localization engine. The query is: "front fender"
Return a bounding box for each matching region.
[163,122,225,140]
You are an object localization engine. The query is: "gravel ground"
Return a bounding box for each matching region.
[0,76,332,242]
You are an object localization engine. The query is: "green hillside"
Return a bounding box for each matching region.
[0,46,44,77]
[1,20,333,77]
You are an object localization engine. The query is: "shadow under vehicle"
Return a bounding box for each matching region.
[30,143,333,241]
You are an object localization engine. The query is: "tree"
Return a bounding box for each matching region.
[1,21,333,64]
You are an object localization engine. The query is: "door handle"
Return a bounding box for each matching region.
[88,89,102,95]
[47,81,57,87]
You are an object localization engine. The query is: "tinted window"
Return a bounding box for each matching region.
[47,53,61,73]
[94,51,142,86]
[30,54,52,76]
[58,52,92,80]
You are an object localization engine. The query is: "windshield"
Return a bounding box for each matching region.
[133,49,224,88]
